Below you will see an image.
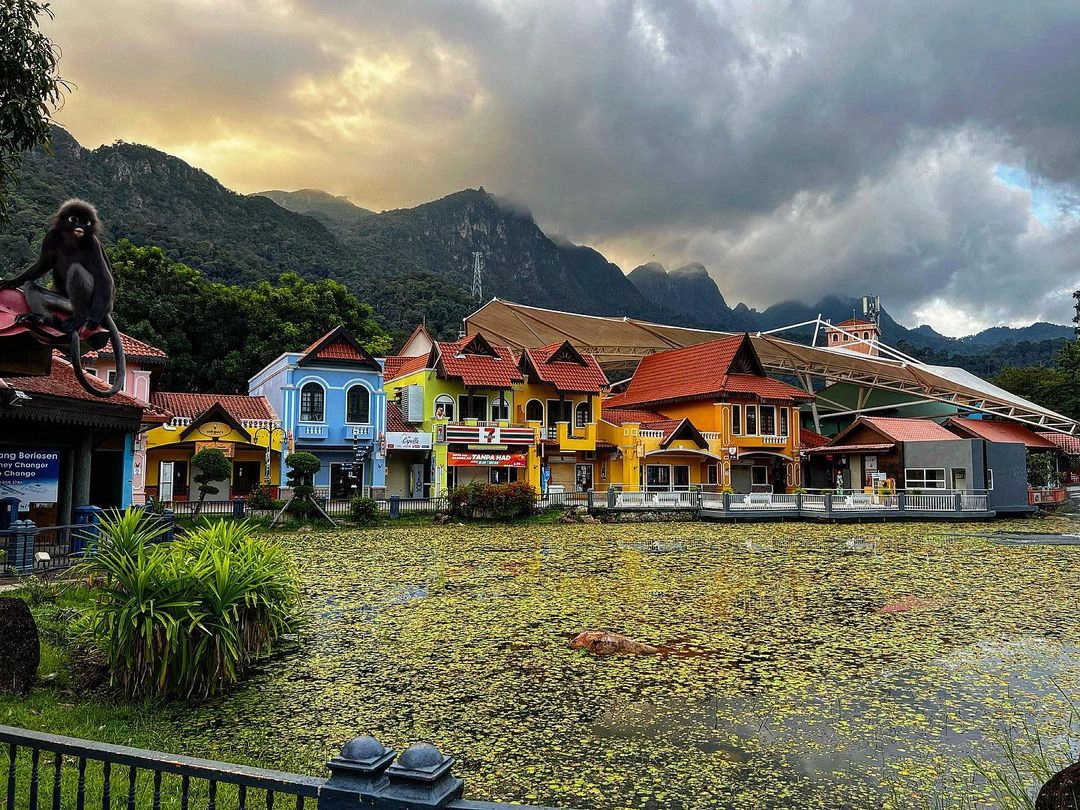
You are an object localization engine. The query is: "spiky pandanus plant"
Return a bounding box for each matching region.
[77,509,301,699]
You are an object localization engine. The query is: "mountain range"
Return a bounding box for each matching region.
[0,127,1071,369]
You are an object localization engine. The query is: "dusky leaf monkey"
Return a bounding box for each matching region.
[0,199,126,397]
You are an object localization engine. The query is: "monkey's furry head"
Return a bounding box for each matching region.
[53,199,100,240]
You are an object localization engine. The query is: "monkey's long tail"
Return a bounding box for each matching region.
[70,315,126,398]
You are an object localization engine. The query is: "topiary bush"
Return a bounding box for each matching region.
[448,481,537,520]
[77,508,301,699]
[246,484,281,511]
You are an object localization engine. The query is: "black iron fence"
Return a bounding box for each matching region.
[1,724,555,810]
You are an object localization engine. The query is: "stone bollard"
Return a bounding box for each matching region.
[897,492,906,512]
[233,498,246,519]
[381,743,464,808]
[795,492,803,513]
[162,509,176,543]
[824,493,834,516]
[954,492,963,512]
[73,505,103,557]
[318,737,464,809]
[389,496,401,519]
[722,492,731,513]
[607,488,616,509]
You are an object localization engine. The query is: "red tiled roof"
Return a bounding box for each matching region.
[800,427,831,449]
[617,335,812,407]
[833,318,877,328]
[95,333,167,362]
[384,354,429,381]
[150,392,275,422]
[5,352,146,409]
[946,418,1057,450]
[521,342,608,393]
[641,418,683,439]
[807,442,895,454]
[855,416,960,443]
[386,401,415,433]
[1039,432,1080,455]
[315,342,368,361]
[601,406,669,425]
[297,326,379,368]
[435,336,523,389]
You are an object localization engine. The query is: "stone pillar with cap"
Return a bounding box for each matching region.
[380,743,464,808]
[318,735,395,810]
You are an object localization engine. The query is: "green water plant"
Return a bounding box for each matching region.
[77,509,300,699]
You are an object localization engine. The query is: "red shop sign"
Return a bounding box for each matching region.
[447,451,528,468]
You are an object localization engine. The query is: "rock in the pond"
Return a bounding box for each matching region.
[570,630,660,656]
[0,597,40,695]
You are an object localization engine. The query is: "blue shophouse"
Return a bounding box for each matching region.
[248,326,386,498]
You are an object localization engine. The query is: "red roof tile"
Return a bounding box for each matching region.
[946,418,1057,449]
[851,416,960,443]
[384,354,429,381]
[435,335,523,389]
[617,335,812,408]
[833,318,877,328]
[601,407,669,425]
[298,326,379,368]
[386,401,415,433]
[521,342,608,393]
[5,352,146,409]
[1039,432,1080,455]
[807,442,895,454]
[150,392,275,422]
[800,427,831,449]
[91,333,167,363]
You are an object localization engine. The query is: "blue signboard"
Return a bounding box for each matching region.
[0,449,60,505]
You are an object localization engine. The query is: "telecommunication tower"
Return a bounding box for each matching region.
[471,251,484,307]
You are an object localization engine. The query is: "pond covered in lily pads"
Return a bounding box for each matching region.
[171,519,1080,808]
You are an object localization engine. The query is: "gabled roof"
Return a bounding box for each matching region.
[800,427,831,449]
[1039,432,1080,455]
[659,418,709,449]
[298,326,380,370]
[432,333,523,389]
[520,341,608,393]
[601,406,669,426]
[89,333,167,364]
[150,392,275,422]
[830,416,961,446]
[384,354,430,381]
[398,324,434,357]
[616,334,811,408]
[945,418,1057,450]
[178,401,253,441]
[386,401,415,433]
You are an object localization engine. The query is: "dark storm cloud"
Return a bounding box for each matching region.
[46,0,1080,332]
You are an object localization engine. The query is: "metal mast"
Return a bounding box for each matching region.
[471,251,483,307]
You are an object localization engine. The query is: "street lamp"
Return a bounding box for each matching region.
[252,424,287,488]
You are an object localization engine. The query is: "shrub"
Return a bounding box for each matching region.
[77,508,301,699]
[285,452,321,518]
[191,448,232,518]
[246,484,278,511]
[351,496,379,525]
[448,481,537,520]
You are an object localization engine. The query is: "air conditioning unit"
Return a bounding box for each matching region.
[400,385,424,423]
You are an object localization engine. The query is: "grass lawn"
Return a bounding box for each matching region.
[4,515,1080,809]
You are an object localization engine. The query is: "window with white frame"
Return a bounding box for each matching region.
[433,394,455,421]
[751,465,768,486]
[491,396,510,421]
[745,405,758,435]
[760,406,776,436]
[299,382,325,422]
[107,370,118,387]
[525,399,544,422]
[645,465,671,488]
[986,469,994,490]
[731,404,742,436]
[346,385,370,423]
[905,468,947,489]
[575,400,591,427]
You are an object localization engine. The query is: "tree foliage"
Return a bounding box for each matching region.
[191,448,232,516]
[108,241,391,392]
[0,1,69,222]
[992,341,1080,422]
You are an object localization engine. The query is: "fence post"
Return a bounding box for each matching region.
[607,488,616,509]
[319,735,396,809]
[381,743,464,807]
[825,493,833,517]
[954,492,963,513]
[722,492,731,514]
[389,496,401,519]
[587,490,594,509]
[795,492,803,513]
[8,519,35,574]
[232,498,245,519]
[74,504,103,557]
[897,492,906,512]
[0,497,19,531]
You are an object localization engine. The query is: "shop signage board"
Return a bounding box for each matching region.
[444,424,535,446]
[0,449,60,504]
[447,451,528,468]
[386,432,433,451]
[195,441,235,458]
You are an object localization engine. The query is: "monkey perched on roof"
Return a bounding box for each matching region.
[0,199,126,397]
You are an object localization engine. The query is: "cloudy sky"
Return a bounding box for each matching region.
[44,0,1080,335]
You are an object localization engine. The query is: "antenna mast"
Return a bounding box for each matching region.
[471,251,484,307]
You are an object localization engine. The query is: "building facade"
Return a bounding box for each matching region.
[248,326,386,499]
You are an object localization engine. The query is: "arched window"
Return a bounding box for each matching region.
[525,399,544,422]
[831,333,839,343]
[300,382,325,422]
[346,385,370,424]
[575,400,591,427]
[434,394,455,421]
[862,331,869,340]
[491,396,510,421]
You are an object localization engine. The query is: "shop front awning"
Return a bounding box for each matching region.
[643,448,723,461]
